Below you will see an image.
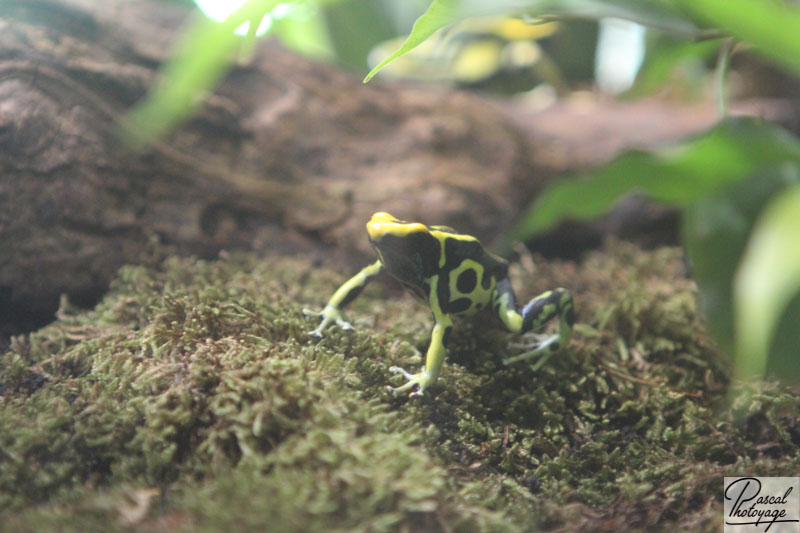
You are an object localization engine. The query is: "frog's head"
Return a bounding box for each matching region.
[366,212,440,285]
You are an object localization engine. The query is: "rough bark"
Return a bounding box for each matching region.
[0,0,529,329]
[0,0,796,331]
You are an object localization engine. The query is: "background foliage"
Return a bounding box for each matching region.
[123,0,800,382]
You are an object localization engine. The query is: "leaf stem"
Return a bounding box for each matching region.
[714,37,735,119]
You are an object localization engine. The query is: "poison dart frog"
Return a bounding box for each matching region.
[304,212,575,398]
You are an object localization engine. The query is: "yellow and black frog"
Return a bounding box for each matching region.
[304,212,574,398]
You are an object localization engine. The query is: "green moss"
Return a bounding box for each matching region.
[1,243,798,531]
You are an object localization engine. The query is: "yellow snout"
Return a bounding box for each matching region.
[366,212,427,241]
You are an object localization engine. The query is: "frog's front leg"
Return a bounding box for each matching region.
[387,315,453,398]
[494,279,574,368]
[304,260,383,337]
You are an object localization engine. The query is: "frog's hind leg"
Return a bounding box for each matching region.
[494,281,574,368]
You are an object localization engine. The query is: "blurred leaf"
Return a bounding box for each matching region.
[508,118,800,242]
[765,292,800,378]
[271,4,334,60]
[529,0,698,34]
[678,0,800,75]
[121,0,280,147]
[627,38,720,98]
[683,166,800,356]
[364,0,700,82]
[322,0,396,71]
[734,183,800,380]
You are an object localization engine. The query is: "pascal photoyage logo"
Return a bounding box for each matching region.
[724,477,800,533]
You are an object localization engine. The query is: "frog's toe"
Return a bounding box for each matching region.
[388,366,415,380]
[503,334,559,368]
[304,308,326,337]
[509,333,552,349]
[386,368,431,398]
[336,319,354,331]
[309,318,353,338]
[386,382,421,397]
[304,305,354,338]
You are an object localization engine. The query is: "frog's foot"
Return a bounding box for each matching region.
[507,332,552,350]
[503,334,561,370]
[302,305,354,338]
[385,367,432,398]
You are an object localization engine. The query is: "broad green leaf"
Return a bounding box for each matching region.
[364,0,700,82]
[121,0,280,147]
[734,183,800,380]
[679,0,800,75]
[683,166,800,356]
[509,118,800,243]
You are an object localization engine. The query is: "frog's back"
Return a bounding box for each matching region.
[429,227,508,315]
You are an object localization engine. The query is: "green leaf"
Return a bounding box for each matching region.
[526,0,698,35]
[364,0,700,83]
[509,118,800,243]
[734,183,800,380]
[121,0,280,147]
[321,0,397,71]
[683,166,800,357]
[363,0,460,82]
[270,5,334,61]
[678,0,800,75]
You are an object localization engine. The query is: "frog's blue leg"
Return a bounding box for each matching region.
[304,260,383,337]
[493,279,574,369]
[386,314,453,398]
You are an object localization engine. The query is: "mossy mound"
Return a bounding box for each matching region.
[1,243,798,532]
